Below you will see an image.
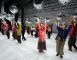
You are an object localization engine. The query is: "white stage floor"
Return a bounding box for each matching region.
[0,32,77,60]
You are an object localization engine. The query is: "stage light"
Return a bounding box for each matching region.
[9,5,18,14]
[33,3,43,10]
[33,0,43,10]
[58,0,70,5]
[56,16,61,20]
[9,5,18,23]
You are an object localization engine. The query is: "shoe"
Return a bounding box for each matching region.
[23,37,26,40]
[56,54,59,56]
[18,41,21,44]
[24,38,26,40]
[69,49,72,51]
[39,50,44,53]
[22,39,26,41]
[60,55,63,58]
[75,47,77,50]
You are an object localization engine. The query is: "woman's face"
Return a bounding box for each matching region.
[41,24,43,27]
[61,23,65,29]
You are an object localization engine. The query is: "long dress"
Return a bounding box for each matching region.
[37,21,46,51]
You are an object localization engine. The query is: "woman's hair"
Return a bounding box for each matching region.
[17,23,20,29]
[61,22,66,28]
[17,23,19,26]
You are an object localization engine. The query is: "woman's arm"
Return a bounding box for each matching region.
[67,25,71,32]
[66,21,72,32]
[37,18,41,30]
[55,20,61,31]
[44,18,46,31]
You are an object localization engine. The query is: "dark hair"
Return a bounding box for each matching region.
[17,23,20,28]
[17,23,19,26]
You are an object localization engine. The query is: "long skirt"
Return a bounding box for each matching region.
[38,40,46,51]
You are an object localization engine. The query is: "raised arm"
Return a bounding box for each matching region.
[37,18,41,30]
[44,18,46,31]
[68,16,74,27]
[54,20,61,31]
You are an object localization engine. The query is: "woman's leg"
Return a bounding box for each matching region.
[7,31,10,39]
[68,37,73,51]
[72,37,77,49]
[47,32,50,39]
[60,40,65,55]
[56,39,60,56]
[17,36,21,43]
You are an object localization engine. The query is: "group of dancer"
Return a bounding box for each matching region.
[55,17,77,58]
[1,19,26,43]
[0,16,77,58]
[12,22,26,43]
[36,17,77,58]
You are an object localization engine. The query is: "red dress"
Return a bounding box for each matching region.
[37,21,46,51]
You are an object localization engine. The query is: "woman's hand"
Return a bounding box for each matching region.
[37,18,39,22]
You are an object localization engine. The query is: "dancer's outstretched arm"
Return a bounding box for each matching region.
[37,18,41,30]
[44,18,46,31]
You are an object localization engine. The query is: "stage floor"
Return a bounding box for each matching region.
[0,32,77,60]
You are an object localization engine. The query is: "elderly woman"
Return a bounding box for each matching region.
[37,18,46,53]
[16,23,22,43]
[68,18,77,51]
[55,22,71,58]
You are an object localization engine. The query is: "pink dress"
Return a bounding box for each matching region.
[37,21,46,42]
